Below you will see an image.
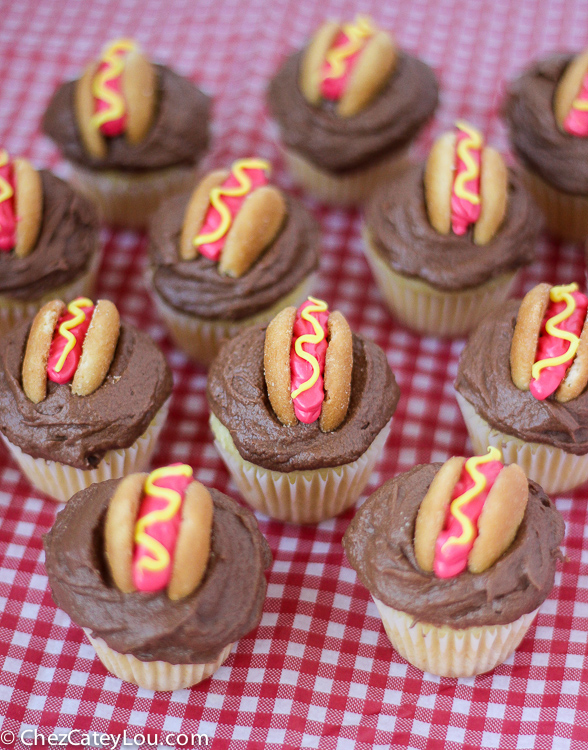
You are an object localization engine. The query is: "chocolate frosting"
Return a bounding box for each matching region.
[149,193,319,320]
[44,479,272,663]
[207,325,400,471]
[42,65,210,172]
[364,164,541,291]
[0,321,172,469]
[0,171,99,301]
[455,299,588,454]
[504,54,588,195]
[343,463,564,628]
[267,51,438,174]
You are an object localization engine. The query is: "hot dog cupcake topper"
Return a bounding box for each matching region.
[104,465,214,601]
[511,282,588,403]
[0,149,43,259]
[22,296,120,404]
[554,49,588,136]
[300,15,397,117]
[414,447,529,578]
[424,121,508,245]
[179,158,287,278]
[75,38,157,159]
[264,296,353,432]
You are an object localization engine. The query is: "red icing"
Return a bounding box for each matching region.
[530,291,588,400]
[46,303,95,384]
[563,73,588,137]
[0,160,16,252]
[197,167,268,261]
[94,54,127,137]
[433,460,503,579]
[132,467,192,592]
[320,31,363,101]
[290,300,329,424]
[450,128,482,236]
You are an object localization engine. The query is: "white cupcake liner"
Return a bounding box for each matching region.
[282,146,410,206]
[0,244,102,340]
[84,629,233,691]
[70,163,198,229]
[1,398,170,503]
[210,413,391,524]
[362,229,517,338]
[456,391,588,494]
[373,596,539,678]
[150,272,317,368]
[520,166,588,242]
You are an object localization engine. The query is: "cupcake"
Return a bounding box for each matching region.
[0,149,101,338]
[455,281,588,493]
[43,38,211,228]
[267,15,438,204]
[363,121,542,337]
[343,448,565,677]
[148,157,319,366]
[44,465,272,690]
[0,296,172,502]
[207,296,400,523]
[504,49,588,241]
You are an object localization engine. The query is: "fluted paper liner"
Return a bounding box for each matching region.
[363,229,517,337]
[0,244,102,340]
[373,597,539,678]
[520,166,588,243]
[282,146,409,206]
[71,163,198,228]
[84,629,233,690]
[151,273,317,368]
[455,392,588,494]
[210,413,391,524]
[2,398,170,503]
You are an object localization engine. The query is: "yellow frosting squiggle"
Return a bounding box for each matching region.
[440,446,502,554]
[53,297,94,374]
[194,158,270,248]
[324,15,374,81]
[291,297,329,400]
[134,464,193,574]
[531,283,580,380]
[0,149,14,208]
[453,121,483,206]
[90,39,137,131]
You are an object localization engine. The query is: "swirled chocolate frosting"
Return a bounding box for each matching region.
[0,321,172,469]
[42,66,210,172]
[455,300,588,454]
[343,463,564,628]
[44,479,272,663]
[207,325,400,472]
[267,51,438,174]
[0,171,99,301]
[504,54,588,195]
[149,193,319,320]
[364,164,541,291]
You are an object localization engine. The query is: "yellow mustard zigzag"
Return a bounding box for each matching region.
[90,39,137,131]
[53,297,94,374]
[291,297,329,400]
[453,120,483,206]
[324,15,374,81]
[532,283,581,380]
[134,464,193,574]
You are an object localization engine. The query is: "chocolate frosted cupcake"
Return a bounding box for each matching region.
[268,15,438,204]
[207,296,400,523]
[0,297,172,502]
[44,466,271,690]
[148,157,318,366]
[344,450,564,677]
[504,50,588,241]
[456,282,588,493]
[363,121,542,337]
[0,151,100,337]
[43,38,210,227]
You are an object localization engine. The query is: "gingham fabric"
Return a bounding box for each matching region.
[0,1,587,748]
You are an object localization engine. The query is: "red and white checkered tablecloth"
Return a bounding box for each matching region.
[0,0,587,748]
